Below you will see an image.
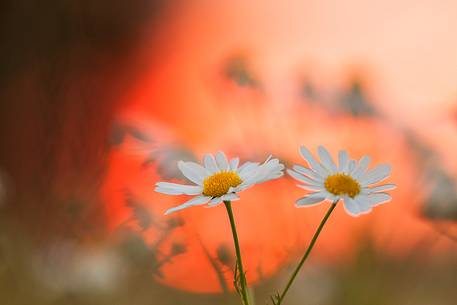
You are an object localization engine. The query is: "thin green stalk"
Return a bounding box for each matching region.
[224,200,250,305]
[274,200,338,305]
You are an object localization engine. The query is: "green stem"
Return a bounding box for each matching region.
[224,200,250,305]
[275,200,338,305]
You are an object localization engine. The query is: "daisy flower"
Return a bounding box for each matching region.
[287,146,396,216]
[155,151,284,214]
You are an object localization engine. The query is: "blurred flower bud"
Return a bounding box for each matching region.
[170,242,186,256]
[166,217,185,229]
[216,244,234,268]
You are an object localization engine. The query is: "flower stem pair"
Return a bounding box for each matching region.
[225,200,337,305]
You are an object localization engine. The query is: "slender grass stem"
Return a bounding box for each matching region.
[224,200,250,305]
[275,200,338,305]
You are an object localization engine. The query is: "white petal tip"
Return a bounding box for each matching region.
[348,213,361,217]
[295,201,321,208]
[295,203,311,208]
[286,168,296,176]
[347,209,372,217]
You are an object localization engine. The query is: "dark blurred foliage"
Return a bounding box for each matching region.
[423,165,457,220]
[146,146,197,179]
[404,132,457,221]
[0,0,169,240]
[339,80,378,117]
[109,122,154,147]
[329,238,457,305]
[301,78,319,101]
[224,55,260,88]
[301,77,378,118]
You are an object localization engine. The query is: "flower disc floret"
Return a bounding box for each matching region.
[324,173,361,198]
[203,171,242,197]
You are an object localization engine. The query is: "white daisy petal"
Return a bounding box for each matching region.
[229,184,247,193]
[237,161,257,173]
[229,158,240,171]
[231,169,271,192]
[299,146,329,178]
[177,161,207,185]
[347,160,356,174]
[293,165,323,182]
[368,192,392,206]
[327,193,338,202]
[259,156,273,164]
[318,145,338,172]
[225,156,284,196]
[240,159,282,184]
[238,162,259,178]
[258,170,284,183]
[208,197,223,206]
[296,192,327,207]
[297,184,324,191]
[364,184,397,194]
[215,151,229,171]
[338,150,349,172]
[240,174,261,187]
[352,156,371,179]
[354,195,372,214]
[155,182,202,195]
[165,195,211,215]
[221,193,240,202]
[203,154,219,174]
[343,196,361,216]
[287,169,320,185]
[253,158,285,183]
[239,169,259,182]
[263,167,285,181]
[154,187,185,195]
[361,164,391,185]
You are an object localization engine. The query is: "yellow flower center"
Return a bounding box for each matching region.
[324,173,361,198]
[202,171,243,198]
